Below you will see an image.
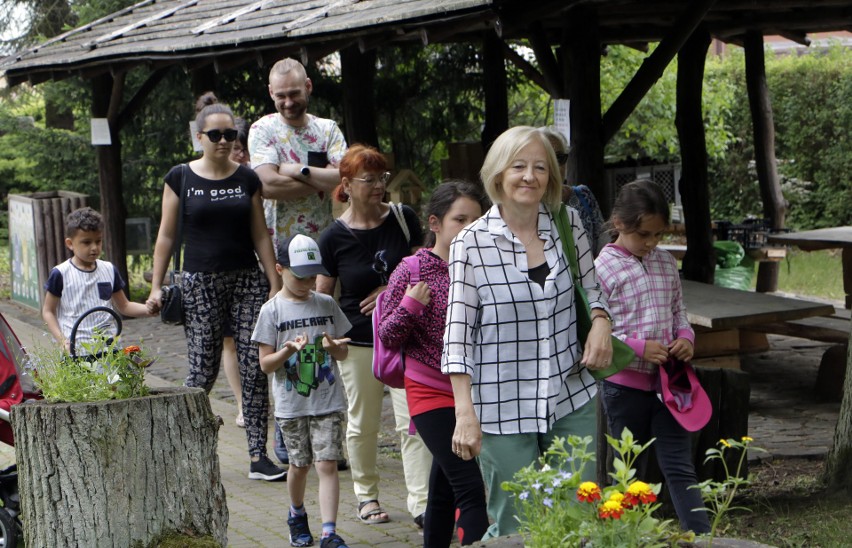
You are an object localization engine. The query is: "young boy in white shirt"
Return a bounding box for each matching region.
[42,207,151,353]
[252,234,352,548]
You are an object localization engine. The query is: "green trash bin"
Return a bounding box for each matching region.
[713,240,754,291]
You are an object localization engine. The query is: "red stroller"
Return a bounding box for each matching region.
[0,311,41,547]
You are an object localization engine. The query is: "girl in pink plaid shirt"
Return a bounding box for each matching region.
[594,179,710,533]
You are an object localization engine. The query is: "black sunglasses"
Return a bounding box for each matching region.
[201,128,238,143]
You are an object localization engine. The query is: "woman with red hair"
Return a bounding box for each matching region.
[317,144,431,526]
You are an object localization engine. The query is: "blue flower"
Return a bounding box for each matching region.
[552,477,563,487]
[519,491,529,500]
[559,470,573,480]
[543,497,553,508]
[532,482,543,491]
[544,487,554,495]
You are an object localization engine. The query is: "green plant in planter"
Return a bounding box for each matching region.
[693,436,765,544]
[26,332,155,402]
[503,429,693,547]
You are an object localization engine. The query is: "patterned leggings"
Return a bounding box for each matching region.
[182,268,270,457]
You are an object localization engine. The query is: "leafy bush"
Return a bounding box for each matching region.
[705,45,852,228]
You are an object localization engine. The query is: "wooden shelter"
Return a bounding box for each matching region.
[1,0,851,288]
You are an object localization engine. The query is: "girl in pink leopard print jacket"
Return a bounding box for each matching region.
[378,181,490,547]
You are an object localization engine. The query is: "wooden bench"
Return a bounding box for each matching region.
[681,280,836,368]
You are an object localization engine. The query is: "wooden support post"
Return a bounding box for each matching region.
[190,63,217,97]
[745,31,786,293]
[92,73,129,296]
[565,6,606,212]
[676,27,715,284]
[341,45,379,148]
[482,30,509,152]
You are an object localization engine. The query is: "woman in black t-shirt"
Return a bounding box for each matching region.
[316,144,431,526]
[147,96,284,481]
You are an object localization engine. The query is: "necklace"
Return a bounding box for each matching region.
[516,229,538,247]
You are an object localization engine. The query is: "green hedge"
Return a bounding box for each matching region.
[705,45,852,228]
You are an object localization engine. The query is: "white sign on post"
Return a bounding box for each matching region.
[90,118,111,146]
[189,121,203,152]
[554,99,571,146]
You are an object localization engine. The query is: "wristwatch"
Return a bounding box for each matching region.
[300,165,311,177]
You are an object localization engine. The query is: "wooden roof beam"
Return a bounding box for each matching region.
[602,0,718,145]
[115,66,171,131]
[499,39,548,93]
[527,20,564,97]
[778,30,811,46]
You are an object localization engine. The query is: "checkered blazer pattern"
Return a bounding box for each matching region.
[441,203,609,435]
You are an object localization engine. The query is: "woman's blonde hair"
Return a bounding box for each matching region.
[480,126,563,211]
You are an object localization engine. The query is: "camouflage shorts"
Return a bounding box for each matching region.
[277,411,345,468]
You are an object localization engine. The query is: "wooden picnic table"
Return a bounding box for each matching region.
[680,280,835,368]
[768,226,852,308]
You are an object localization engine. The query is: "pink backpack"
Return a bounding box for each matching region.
[372,255,421,388]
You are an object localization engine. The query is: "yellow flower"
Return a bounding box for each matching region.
[577,481,602,503]
[720,439,731,448]
[625,481,657,506]
[742,436,754,443]
[598,499,624,519]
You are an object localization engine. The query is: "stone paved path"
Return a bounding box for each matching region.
[0,298,843,546]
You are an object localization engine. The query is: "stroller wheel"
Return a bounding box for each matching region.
[0,508,17,548]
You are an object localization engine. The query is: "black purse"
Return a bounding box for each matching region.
[161,165,187,325]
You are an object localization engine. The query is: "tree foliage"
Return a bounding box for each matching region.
[705,44,852,228]
[601,44,736,164]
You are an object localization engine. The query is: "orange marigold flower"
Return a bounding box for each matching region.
[576,481,602,503]
[624,481,657,506]
[598,499,624,519]
[123,345,141,355]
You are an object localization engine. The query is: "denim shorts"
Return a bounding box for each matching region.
[276,411,345,467]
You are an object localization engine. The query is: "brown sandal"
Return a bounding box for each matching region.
[357,500,390,524]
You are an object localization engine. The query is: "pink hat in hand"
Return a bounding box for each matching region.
[658,359,712,432]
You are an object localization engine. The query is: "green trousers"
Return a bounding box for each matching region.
[478,398,598,541]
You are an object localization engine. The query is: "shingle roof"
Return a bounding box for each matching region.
[0,0,495,86]
[2,0,851,87]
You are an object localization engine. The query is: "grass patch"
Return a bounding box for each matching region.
[773,249,844,302]
[721,459,851,548]
[0,245,9,300]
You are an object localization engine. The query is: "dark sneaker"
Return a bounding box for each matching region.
[248,455,287,481]
[274,425,290,465]
[320,533,348,548]
[414,513,425,529]
[288,512,314,547]
[337,459,349,471]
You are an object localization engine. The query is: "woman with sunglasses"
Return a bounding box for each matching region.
[316,144,432,527]
[147,93,284,481]
[538,126,609,256]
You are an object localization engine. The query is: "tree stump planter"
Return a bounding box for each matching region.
[11,387,227,547]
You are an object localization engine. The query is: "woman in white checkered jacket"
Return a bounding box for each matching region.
[441,126,614,541]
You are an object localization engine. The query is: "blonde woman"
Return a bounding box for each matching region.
[442,126,613,540]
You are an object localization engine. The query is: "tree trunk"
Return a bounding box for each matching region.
[12,387,228,547]
[823,324,852,491]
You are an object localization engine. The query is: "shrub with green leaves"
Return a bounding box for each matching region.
[26,333,154,402]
